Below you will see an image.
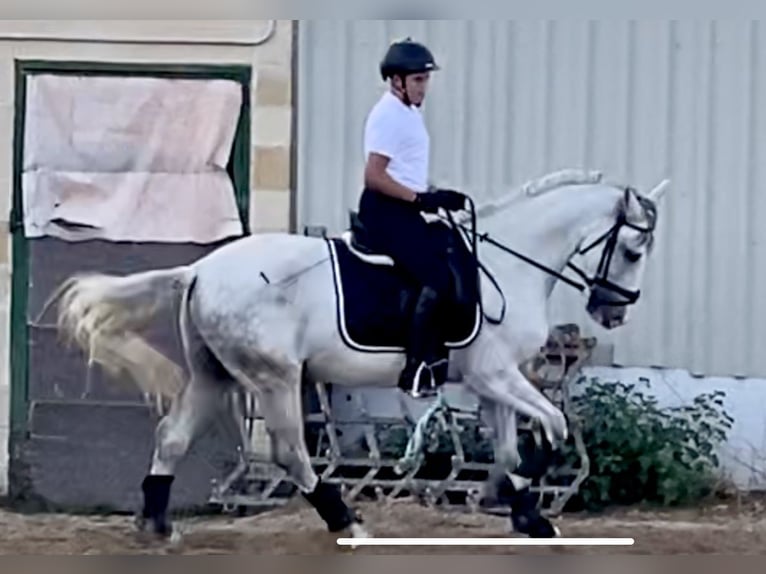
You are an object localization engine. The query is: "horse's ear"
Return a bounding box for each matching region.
[623,187,644,220]
[647,179,670,203]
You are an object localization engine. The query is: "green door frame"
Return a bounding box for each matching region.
[9,60,252,446]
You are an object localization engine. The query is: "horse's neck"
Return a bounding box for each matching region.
[478,183,622,297]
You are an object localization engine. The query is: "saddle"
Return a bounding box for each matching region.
[324,210,482,356]
[341,210,396,266]
[347,210,479,306]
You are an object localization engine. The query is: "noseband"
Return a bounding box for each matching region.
[566,188,656,307]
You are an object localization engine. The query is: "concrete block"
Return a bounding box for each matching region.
[249,189,290,233]
[253,105,291,147]
[252,145,290,190]
[255,66,291,107]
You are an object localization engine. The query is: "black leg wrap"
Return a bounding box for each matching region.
[302,479,357,533]
[515,435,554,480]
[508,486,558,538]
[481,431,556,512]
[140,474,174,536]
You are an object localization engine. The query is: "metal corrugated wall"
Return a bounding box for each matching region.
[295,20,766,379]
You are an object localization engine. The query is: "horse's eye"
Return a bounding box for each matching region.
[624,248,642,263]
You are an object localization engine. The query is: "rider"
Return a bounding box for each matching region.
[357,38,470,398]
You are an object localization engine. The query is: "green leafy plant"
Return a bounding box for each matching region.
[372,375,735,512]
[562,376,735,510]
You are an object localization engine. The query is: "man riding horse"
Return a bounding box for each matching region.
[357,38,473,399]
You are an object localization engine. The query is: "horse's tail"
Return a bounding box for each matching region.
[46,265,197,400]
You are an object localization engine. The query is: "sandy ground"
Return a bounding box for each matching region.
[0,496,765,555]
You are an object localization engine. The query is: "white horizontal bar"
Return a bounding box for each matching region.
[337,537,635,546]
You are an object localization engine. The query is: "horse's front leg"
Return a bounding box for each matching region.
[478,397,561,538]
[468,360,568,447]
[478,397,521,504]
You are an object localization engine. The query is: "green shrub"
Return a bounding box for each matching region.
[373,375,735,511]
[562,376,735,510]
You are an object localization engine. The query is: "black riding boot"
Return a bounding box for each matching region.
[398,286,445,398]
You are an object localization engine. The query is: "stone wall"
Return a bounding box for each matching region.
[0,20,295,496]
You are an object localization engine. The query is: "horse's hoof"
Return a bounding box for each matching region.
[134,514,173,540]
[169,529,184,548]
[134,514,151,534]
[339,521,372,550]
[134,515,143,527]
[348,521,371,539]
[511,513,560,538]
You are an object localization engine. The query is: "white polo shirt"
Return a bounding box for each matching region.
[363,90,429,193]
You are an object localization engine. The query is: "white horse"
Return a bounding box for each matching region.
[49,168,669,541]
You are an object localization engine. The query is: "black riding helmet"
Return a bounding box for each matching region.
[379,37,440,81]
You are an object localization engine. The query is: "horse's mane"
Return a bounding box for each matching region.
[456,168,607,224]
[457,168,659,250]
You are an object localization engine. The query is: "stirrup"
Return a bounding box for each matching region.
[402,359,447,399]
[410,362,435,398]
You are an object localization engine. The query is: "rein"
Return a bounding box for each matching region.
[446,187,656,325]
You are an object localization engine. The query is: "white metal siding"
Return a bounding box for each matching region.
[296,20,766,379]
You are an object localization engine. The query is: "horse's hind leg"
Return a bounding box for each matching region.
[220,350,368,538]
[137,300,233,538]
[138,372,229,537]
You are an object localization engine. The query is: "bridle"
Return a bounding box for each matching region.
[565,187,657,307]
[447,186,657,325]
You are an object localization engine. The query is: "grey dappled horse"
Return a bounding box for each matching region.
[50,169,669,541]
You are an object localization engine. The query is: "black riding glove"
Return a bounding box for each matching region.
[414,188,468,213]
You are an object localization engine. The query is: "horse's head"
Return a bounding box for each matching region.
[577,179,669,330]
